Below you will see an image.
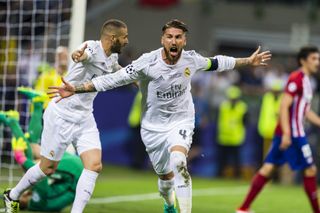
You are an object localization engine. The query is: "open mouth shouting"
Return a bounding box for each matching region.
[169,46,179,58]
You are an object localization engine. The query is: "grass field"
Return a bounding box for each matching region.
[0,165,313,213]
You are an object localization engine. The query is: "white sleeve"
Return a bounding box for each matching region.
[92,54,148,91]
[191,51,211,71]
[75,40,96,63]
[193,51,235,72]
[213,55,236,72]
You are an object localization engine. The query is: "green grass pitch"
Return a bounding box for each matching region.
[0,165,313,213]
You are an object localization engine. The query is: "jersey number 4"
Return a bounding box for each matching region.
[179,129,187,140]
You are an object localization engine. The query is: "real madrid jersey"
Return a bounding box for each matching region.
[52,40,119,123]
[92,47,235,132]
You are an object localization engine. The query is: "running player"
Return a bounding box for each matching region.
[236,46,320,213]
[3,19,128,213]
[48,19,271,213]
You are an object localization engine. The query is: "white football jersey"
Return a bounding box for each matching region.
[52,40,119,122]
[92,48,235,132]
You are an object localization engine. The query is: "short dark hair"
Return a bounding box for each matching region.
[297,46,319,66]
[162,19,188,34]
[100,19,127,37]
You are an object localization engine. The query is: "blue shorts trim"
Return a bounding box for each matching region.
[264,135,314,171]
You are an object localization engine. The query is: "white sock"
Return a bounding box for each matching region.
[71,169,99,213]
[10,163,46,200]
[170,151,192,213]
[158,178,175,206]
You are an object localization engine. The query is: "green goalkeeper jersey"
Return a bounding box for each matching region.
[28,152,83,212]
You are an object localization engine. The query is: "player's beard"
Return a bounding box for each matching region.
[111,39,123,54]
[164,46,182,64]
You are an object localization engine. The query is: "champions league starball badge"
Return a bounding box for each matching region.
[125,64,135,75]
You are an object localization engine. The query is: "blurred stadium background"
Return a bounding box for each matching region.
[1,0,320,212]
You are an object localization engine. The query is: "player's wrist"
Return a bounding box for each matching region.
[14,150,27,165]
[282,131,291,137]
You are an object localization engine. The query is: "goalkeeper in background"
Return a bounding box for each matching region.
[2,88,83,212]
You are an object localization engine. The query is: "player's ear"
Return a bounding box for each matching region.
[161,36,164,46]
[111,35,116,42]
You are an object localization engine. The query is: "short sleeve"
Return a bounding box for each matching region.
[284,75,303,97]
[192,51,211,71]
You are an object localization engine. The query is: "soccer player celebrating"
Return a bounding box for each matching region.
[48,19,271,213]
[236,46,320,213]
[3,19,128,213]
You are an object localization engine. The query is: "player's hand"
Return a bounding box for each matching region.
[48,77,76,103]
[280,134,291,150]
[248,46,272,66]
[71,43,88,63]
[11,137,28,165]
[12,137,27,152]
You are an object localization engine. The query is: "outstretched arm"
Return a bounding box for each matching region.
[48,65,142,102]
[235,46,271,68]
[201,46,271,72]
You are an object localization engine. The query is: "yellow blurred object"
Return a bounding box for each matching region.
[218,100,247,146]
[11,137,27,151]
[34,67,63,108]
[5,110,20,121]
[258,92,282,139]
[270,80,283,91]
[24,132,30,139]
[128,92,142,128]
[226,86,241,99]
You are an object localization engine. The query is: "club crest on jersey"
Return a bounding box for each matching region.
[184,67,190,77]
[49,150,55,158]
[126,64,135,75]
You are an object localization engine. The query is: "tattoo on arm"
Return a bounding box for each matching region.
[235,58,251,69]
[74,81,97,93]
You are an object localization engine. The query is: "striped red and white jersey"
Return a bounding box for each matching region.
[275,70,313,138]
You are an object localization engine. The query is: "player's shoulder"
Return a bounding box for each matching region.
[286,70,303,93]
[84,40,100,55]
[182,50,205,63]
[85,40,99,48]
[288,70,304,82]
[134,48,160,66]
[183,50,199,57]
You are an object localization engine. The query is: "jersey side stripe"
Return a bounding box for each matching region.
[291,96,299,137]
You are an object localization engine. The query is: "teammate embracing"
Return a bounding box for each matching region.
[48,19,271,213]
[237,46,320,213]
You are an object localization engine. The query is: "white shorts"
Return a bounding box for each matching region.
[40,105,101,161]
[141,123,194,175]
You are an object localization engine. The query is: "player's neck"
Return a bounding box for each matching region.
[100,40,112,57]
[300,66,311,76]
